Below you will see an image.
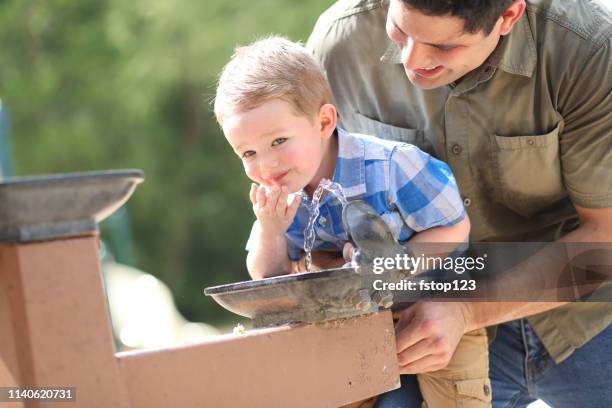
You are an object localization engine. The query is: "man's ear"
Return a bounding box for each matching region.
[318,103,337,138]
[499,0,526,36]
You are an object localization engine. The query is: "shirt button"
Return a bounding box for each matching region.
[483,384,491,396]
[463,198,472,207]
[451,144,463,155]
[527,139,535,146]
[318,216,327,226]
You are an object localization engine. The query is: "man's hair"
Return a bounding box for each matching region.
[399,0,515,34]
[214,36,333,124]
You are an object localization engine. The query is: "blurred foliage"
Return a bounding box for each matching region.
[0,0,333,325]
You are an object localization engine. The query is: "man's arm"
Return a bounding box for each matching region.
[464,206,612,329]
[395,205,612,373]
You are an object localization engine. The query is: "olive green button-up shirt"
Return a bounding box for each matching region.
[308,0,611,362]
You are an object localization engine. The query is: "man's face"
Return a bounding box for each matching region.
[386,0,504,89]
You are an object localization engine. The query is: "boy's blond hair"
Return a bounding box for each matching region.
[214,36,333,124]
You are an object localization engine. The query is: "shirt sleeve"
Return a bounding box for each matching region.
[285,239,302,262]
[387,144,465,231]
[558,38,612,208]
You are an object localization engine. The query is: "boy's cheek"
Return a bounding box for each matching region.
[278,146,302,162]
[244,166,261,184]
[278,150,304,172]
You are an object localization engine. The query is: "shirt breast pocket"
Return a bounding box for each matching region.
[352,112,424,145]
[489,122,566,218]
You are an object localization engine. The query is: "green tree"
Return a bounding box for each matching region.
[0,0,333,325]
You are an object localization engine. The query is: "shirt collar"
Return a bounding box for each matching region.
[331,127,367,199]
[380,12,537,78]
[380,40,401,64]
[489,13,537,77]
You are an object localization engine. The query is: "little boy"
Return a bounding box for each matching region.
[214,36,491,408]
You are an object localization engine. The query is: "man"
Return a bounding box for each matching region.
[308,0,612,406]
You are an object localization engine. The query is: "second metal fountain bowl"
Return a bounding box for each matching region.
[0,169,144,242]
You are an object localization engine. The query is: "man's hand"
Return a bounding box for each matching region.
[395,301,471,374]
[250,183,300,235]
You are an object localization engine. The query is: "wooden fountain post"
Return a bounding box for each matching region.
[0,170,143,407]
[0,170,399,408]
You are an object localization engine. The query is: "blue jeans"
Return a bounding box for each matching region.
[375,319,612,408]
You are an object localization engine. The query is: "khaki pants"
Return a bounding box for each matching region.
[341,328,491,408]
[418,327,491,407]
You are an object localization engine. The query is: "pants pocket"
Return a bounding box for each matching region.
[418,328,491,408]
[455,378,492,408]
[419,376,491,408]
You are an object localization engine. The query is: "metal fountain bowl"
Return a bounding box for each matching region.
[204,200,416,327]
[204,266,379,327]
[0,169,144,242]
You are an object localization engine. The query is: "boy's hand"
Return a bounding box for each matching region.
[250,183,301,235]
[342,242,355,262]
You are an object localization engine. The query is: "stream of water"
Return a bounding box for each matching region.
[302,179,348,272]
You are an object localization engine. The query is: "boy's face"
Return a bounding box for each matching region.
[386,0,511,90]
[223,99,334,193]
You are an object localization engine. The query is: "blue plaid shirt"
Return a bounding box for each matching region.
[248,128,465,261]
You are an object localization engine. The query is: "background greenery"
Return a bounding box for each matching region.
[0,0,333,327]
